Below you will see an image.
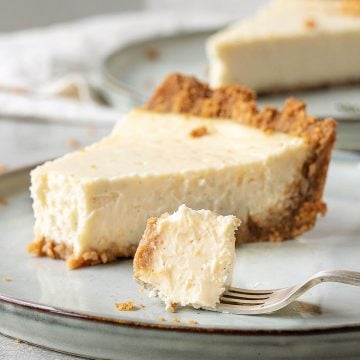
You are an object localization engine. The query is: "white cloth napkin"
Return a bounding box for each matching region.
[0,11,233,124]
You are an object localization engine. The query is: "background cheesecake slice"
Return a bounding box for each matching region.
[207,0,360,93]
[133,205,240,311]
[29,73,336,269]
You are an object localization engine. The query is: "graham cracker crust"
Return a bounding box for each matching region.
[28,237,137,270]
[145,73,337,243]
[133,215,180,312]
[341,0,360,16]
[133,217,160,278]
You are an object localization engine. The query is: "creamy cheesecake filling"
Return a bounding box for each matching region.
[29,73,337,269]
[30,110,309,266]
[134,205,240,310]
[31,173,85,252]
[207,0,360,92]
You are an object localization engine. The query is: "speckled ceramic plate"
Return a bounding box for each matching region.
[101,30,360,151]
[1,151,360,359]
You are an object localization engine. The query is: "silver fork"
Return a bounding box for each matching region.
[216,270,360,315]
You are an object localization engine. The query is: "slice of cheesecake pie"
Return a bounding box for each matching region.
[207,0,360,93]
[28,73,336,269]
[134,205,240,311]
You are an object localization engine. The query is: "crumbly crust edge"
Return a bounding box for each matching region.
[144,73,337,242]
[27,236,137,270]
[133,217,161,278]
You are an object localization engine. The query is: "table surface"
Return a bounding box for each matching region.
[0,117,111,359]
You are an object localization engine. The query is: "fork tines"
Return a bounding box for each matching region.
[220,287,273,306]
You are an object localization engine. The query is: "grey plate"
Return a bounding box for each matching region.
[101,30,360,151]
[1,151,360,359]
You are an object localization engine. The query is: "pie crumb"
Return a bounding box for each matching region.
[167,303,177,313]
[15,339,22,344]
[145,47,160,61]
[158,317,166,321]
[115,300,136,311]
[171,318,180,323]
[3,276,12,282]
[140,303,145,308]
[68,137,80,149]
[189,126,209,138]
[0,163,8,174]
[304,18,316,29]
[188,320,198,325]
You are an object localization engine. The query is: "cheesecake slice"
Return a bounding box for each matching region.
[28,74,336,269]
[207,0,360,93]
[134,205,240,311]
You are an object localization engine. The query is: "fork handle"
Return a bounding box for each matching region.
[310,270,360,287]
[285,270,360,307]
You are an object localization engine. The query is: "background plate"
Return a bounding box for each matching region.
[101,30,360,151]
[1,152,360,359]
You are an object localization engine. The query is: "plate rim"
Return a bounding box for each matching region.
[100,28,360,123]
[2,293,360,336]
[101,28,216,106]
[1,152,360,336]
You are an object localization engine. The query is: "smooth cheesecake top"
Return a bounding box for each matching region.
[208,0,360,45]
[33,73,336,183]
[33,109,306,179]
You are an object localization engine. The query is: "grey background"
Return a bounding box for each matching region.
[0,0,144,31]
[0,0,268,32]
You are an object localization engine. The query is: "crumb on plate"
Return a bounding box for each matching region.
[68,137,80,149]
[0,163,8,174]
[0,197,7,206]
[115,300,136,311]
[145,47,160,61]
[167,303,177,313]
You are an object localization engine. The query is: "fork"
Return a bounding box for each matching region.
[216,270,360,315]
